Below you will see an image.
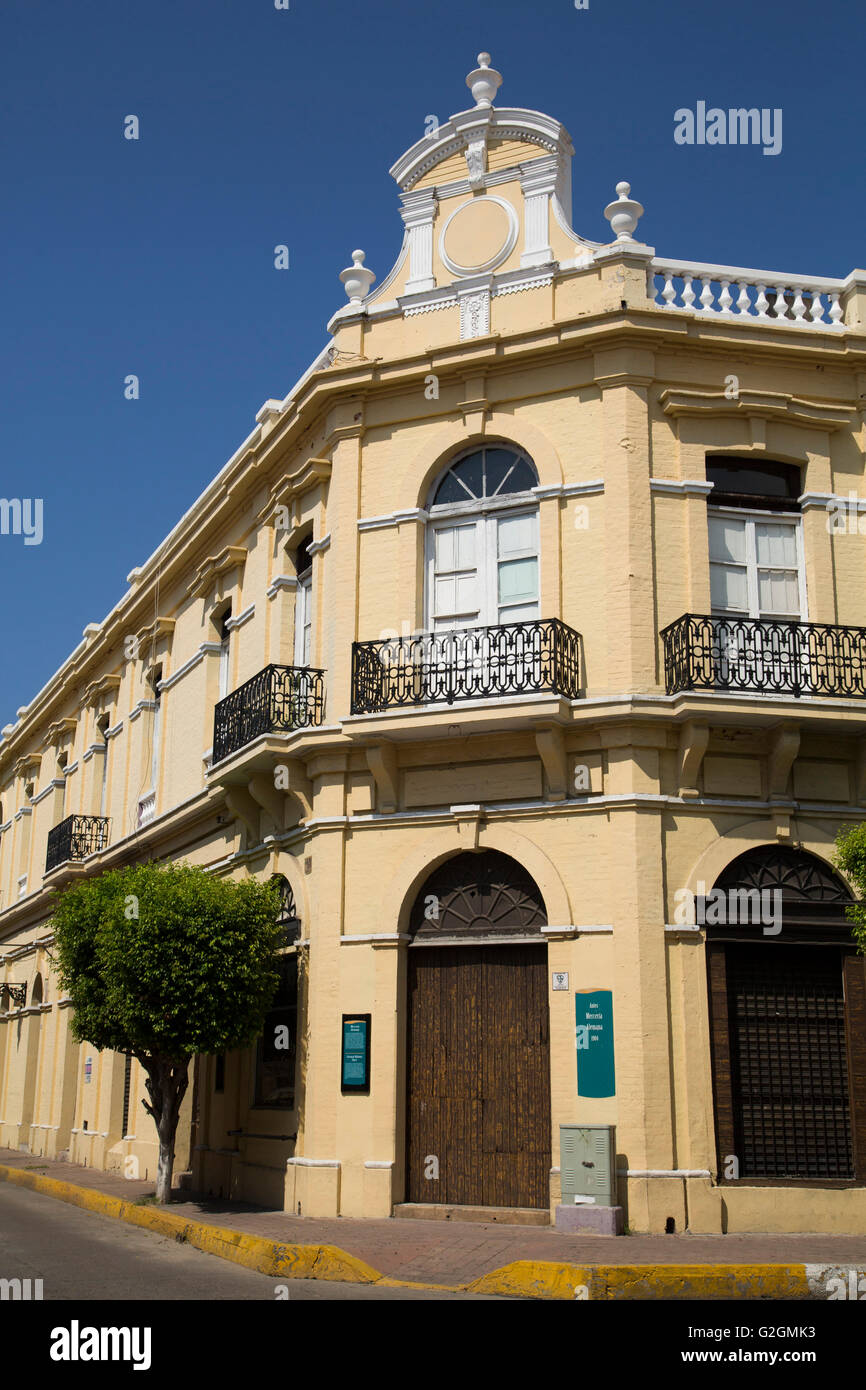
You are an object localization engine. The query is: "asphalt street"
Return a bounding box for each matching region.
[0,1184,509,1300]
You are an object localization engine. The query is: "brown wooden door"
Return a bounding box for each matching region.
[406,944,551,1209]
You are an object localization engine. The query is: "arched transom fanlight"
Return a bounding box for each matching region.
[410,849,547,942]
[271,875,301,943]
[714,846,851,902]
[430,446,538,509]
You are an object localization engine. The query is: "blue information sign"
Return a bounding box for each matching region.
[341,1017,370,1090]
[575,989,615,1097]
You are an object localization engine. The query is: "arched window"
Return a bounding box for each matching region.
[705,846,866,1184]
[31,974,43,1005]
[272,874,301,946]
[426,446,539,631]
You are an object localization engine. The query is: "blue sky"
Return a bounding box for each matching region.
[0,0,862,728]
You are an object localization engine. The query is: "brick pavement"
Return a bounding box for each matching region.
[3,1148,866,1287]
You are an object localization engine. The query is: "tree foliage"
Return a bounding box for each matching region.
[834,823,866,955]
[50,862,285,1060]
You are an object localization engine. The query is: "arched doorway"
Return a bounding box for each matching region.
[405,849,551,1210]
[706,845,866,1183]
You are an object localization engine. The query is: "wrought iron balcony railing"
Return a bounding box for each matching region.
[351,617,582,713]
[662,614,866,699]
[45,814,110,874]
[212,665,325,764]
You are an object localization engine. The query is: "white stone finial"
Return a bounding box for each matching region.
[466,52,502,108]
[604,180,645,242]
[339,249,376,305]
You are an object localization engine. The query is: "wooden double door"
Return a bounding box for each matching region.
[405,943,551,1209]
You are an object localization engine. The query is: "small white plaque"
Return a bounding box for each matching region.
[552,972,569,991]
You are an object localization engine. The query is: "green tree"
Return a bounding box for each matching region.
[834,824,866,955]
[50,862,284,1202]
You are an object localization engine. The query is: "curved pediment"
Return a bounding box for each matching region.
[390,106,574,194]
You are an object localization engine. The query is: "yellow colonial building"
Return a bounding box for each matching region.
[2,54,866,1235]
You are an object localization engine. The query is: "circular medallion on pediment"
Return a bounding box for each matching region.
[439,196,518,276]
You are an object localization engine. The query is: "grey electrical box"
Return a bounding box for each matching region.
[560,1125,616,1205]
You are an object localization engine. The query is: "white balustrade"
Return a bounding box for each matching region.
[649,258,846,329]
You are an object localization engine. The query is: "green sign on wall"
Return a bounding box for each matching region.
[341,1015,370,1091]
[575,989,615,1098]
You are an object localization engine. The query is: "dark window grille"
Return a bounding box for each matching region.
[725,945,853,1179]
[212,665,325,764]
[662,613,866,699]
[351,617,582,712]
[121,1054,132,1137]
[45,814,110,873]
[254,955,298,1109]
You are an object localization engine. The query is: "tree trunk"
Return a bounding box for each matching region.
[140,1055,190,1203]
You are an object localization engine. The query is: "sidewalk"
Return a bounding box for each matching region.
[2,1147,865,1297]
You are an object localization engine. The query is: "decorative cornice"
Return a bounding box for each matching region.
[402,293,458,318]
[256,458,332,526]
[390,106,574,193]
[188,548,247,599]
[82,672,121,709]
[13,753,41,779]
[42,717,77,751]
[491,272,554,297]
[134,616,177,658]
[307,534,331,556]
[659,387,855,430]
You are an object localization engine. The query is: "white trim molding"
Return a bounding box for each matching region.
[286,1157,340,1168]
[650,478,715,497]
[267,575,299,599]
[129,700,159,722]
[224,604,255,631]
[158,645,221,693]
[358,508,429,532]
[532,480,605,501]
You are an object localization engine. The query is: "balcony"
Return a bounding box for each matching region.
[662,614,866,699]
[46,814,110,874]
[212,665,325,764]
[351,618,583,714]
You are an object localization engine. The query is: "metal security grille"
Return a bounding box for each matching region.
[726,945,853,1179]
[121,1054,132,1137]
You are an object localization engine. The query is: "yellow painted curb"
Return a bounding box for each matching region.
[0,1164,379,1286]
[0,1166,828,1300]
[466,1261,812,1300]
